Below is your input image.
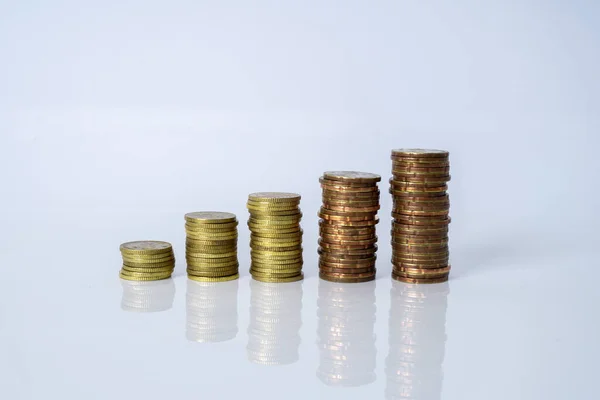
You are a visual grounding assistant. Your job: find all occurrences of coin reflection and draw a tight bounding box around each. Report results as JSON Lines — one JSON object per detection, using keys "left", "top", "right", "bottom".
{"left": 385, "top": 281, "right": 449, "bottom": 400}
{"left": 247, "top": 280, "right": 303, "bottom": 365}
{"left": 120, "top": 278, "right": 175, "bottom": 313}
{"left": 316, "top": 280, "right": 377, "bottom": 387}
{"left": 186, "top": 279, "right": 239, "bottom": 343}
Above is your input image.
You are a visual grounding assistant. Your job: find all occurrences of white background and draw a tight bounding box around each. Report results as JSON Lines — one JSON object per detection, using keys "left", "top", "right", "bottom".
{"left": 1, "top": 1, "right": 599, "bottom": 399}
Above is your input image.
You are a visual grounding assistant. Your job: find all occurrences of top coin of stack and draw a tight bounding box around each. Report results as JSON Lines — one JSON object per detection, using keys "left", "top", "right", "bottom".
{"left": 119, "top": 241, "right": 175, "bottom": 281}
{"left": 247, "top": 192, "right": 304, "bottom": 283}
{"left": 389, "top": 149, "right": 451, "bottom": 283}
{"left": 318, "top": 171, "right": 381, "bottom": 283}
{"left": 185, "top": 212, "right": 239, "bottom": 282}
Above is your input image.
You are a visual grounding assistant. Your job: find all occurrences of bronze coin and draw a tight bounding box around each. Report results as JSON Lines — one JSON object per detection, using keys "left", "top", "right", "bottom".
{"left": 393, "top": 265, "right": 451, "bottom": 276}
{"left": 392, "top": 260, "right": 449, "bottom": 269}
{"left": 319, "top": 245, "right": 377, "bottom": 255}
{"left": 319, "top": 217, "right": 380, "bottom": 227}
{"left": 318, "top": 240, "right": 377, "bottom": 251}
{"left": 319, "top": 207, "right": 378, "bottom": 217}
{"left": 391, "top": 274, "right": 449, "bottom": 284}
{"left": 319, "top": 176, "right": 379, "bottom": 187}
{"left": 319, "top": 251, "right": 377, "bottom": 262}
{"left": 390, "top": 180, "right": 450, "bottom": 189}
{"left": 392, "top": 210, "right": 450, "bottom": 218}
{"left": 393, "top": 215, "right": 451, "bottom": 226}
{"left": 319, "top": 270, "right": 377, "bottom": 279}
{"left": 320, "top": 235, "right": 378, "bottom": 245}
{"left": 322, "top": 204, "right": 380, "bottom": 213}
{"left": 319, "top": 264, "right": 375, "bottom": 274}
{"left": 391, "top": 148, "right": 449, "bottom": 158}
{"left": 322, "top": 171, "right": 382, "bottom": 183}
{"left": 392, "top": 165, "right": 450, "bottom": 173}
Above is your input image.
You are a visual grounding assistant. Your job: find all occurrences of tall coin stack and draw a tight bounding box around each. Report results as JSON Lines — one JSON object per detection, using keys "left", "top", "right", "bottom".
{"left": 119, "top": 241, "right": 175, "bottom": 281}
{"left": 185, "top": 212, "right": 239, "bottom": 282}
{"left": 247, "top": 192, "right": 304, "bottom": 283}
{"left": 318, "top": 171, "right": 381, "bottom": 283}
{"left": 390, "top": 149, "right": 451, "bottom": 283}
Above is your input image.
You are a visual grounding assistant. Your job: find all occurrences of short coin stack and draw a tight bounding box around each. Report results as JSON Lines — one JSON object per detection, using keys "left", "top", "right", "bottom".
{"left": 318, "top": 171, "right": 381, "bottom": 283}
{"left": 390, "top": 149, "right": 451, "bottom": 283}
{"left": 185, "top": 212, "right": 239, "bottom": 282}
{"left": 247, "top": 192, "right": 304, "bottom": 283}
{"left": 119, "top": 241, "right": 175, "bottom": 281}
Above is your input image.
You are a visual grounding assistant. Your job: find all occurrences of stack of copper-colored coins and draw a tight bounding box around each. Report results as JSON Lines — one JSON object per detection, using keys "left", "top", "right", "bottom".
{"left": 185, "top": 212, "right": 239, "bottom": 282}
{"left": 389, "top": 149, "right": 451, "bottom": 283}
{"left": 318, "top": 171, "right": 381, "bottom": 283}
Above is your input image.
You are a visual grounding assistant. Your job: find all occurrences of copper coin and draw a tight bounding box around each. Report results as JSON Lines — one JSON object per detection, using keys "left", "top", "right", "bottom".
{"left": 320, "top": 184, "right": 380, "bottom": 194}
{"left": 392, "top": 210, "right": 450, "bottom": 219}
{"left": 393, "top": 265, "right": 451, "bottom": 276}
{"left": 391, "top": 249, "right": 449, "bottom": 258}
{"left": 319, "top": 251, "right": 377, "bottom": 262}
{"left": 392, "top": 175, "right": 451, "bottom": 184}
{"left": 390, "top": 180, "right": 450, "bottom": 189}
{"left": 394, "top": 215, "right": 451, "bottom": 225}
{"left": 389, "top": 187, "right": 448, "bottom": 196}
{"left": 319, "top": 206, "right": 378, "bottom": 217}
{"left": 319, "top": 258, "right": 376, "bottom": 268}
{"left": 322, "top": 188, "right": 380, "bottom": 197}
{"left": 319, "top": 176, "right": 379, "bottom": 187}
{"left": 392, "top": 165, "right": 450, "bottom": 173}
{"left": 319, "top": 217, "right": 380, "bottom": 227}
{"left": 392, "top": 235, "right": 448, "bottom": 245}
{"left": 319, "top": 245, "right": 377, "bottom": 255}
{"left": 319, "top": 270, "right": 377, "bottom": 279}
{"left": 322, "top": 204, "right": 380, "bottom": 213}
{"left": 392, "top": 260, "right": 449, "bottom": 269}
{"left": 319, "top": 264, "right": 375, "bottom": 274}
{"left": 320, "top": 235, "right": 378, "bottom": 244}
{"left": 391, "top": 274, "right": 449, "bottom": 284}
{"left": 391, "top": 148, "right": 449, "bottom": 158}
{"left": 393, "top": 202, "right": 450, "bottom": 211}
{"left": 318, "top": 240, "right": 377, "bottom": 251}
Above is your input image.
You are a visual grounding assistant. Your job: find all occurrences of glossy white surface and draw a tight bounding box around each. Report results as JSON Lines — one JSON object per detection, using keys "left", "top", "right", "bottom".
{"left": 1, "top": 1, "right": 598, "bottom": 398}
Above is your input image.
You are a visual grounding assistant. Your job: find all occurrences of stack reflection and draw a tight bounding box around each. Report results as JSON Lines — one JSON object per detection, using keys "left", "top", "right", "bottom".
{"left": 247, "top": 279, "right": 303, "bottom": 365}
{"left": 385, "top": 281, "right": 449, "bottom": 400}
{"left": 316, "top": 280, "right": 377, "bottom": 387}
{"left": 120, "top": 279, "right": 176, "bottom": 312}
{"left": 186, "top": 279, "right": 239, "bottom": 342}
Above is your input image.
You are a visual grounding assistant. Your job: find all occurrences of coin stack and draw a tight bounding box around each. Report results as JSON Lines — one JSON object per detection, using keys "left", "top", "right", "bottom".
{"left": 390, "top": 149, "right": 451, "bottom": 283}
{"left": 186, "top": 280, "right": 239, "bottom": 343}
{"left": 247, "top": 192, "right": 304, "bottom": 283}
{"left": 316, "top": 280, "right": 377, "bottom": 386}
{"left": 385, "top": 281, "right": 449, "bottom": 400}
{"left": 119, "top": 241, "right": 175, "bottom": 281}
{"left": 185, "top": 212, "right": 239, "bottom": 282}
{"left": 120, "top": 279, "right": 176, "bottom": 313}
{"left": 318, "top": 171, "right": 381, "bottom": 283}
{"left": 247, "top": 280, "right": 303, "bottom": 365}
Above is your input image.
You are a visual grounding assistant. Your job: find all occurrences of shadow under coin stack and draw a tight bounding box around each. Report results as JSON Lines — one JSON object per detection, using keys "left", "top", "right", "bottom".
{"left": 119, "top": 241, "right": 175, "bottom": 281}
{"left": 185, "top": 212, "right": 239, "bottom": 282}
{"left": 318, "top": 171, "right": 381, "bottom": 283}
{"left": 247, "top": 192, "right": 304, "bottom": 283}
{"left": 390, "top": 149, "right": 451, "bottom": 283}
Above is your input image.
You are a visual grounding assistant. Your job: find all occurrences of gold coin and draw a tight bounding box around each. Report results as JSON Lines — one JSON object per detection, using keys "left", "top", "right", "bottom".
{"left": 185, "top": 233, "right": 238, "bottom": 241}
{"left": 247, "top": 207, "right": 301, "bottom": 216}
{"left": 119, "top": 270, "right": 173, "bottom": 278}
{"left": 121, "top": 265, "right": 174, "bottom": 273}
{"left": 248, "top": 192, "right": 301, "bottom": 202}
{"left": 186, "top": 251, "right": 238, "bottom": 259}
{"left": 121, "top": 255, "right": 175, "bottom": 264}
{"left": 251, "top": 248, "right": 303, "bottom": 256}
{"left": 120, "top": 241, "right": 172, "bottom": 255}
{"left": 250, "top": 231, "right": 303, "bottom": 240}
{"left": 248, "top": 226, "right": 302, "bottom": 234}
{"left": 322, "top": 171, "right": 382, "bottom": 183}
{"left": 185, "top": 222, "right": 239, "bottom": 231}
{"left": 186, "top": 237, "right": 237, "bottom": 246}
{"left": 122, "top": 259, "right": 175, "bottom": 268}
{"left": 188, "top": 274, "right": 239, "bottom": 282}
{"left": 184, "top": 211, "right": 237, "bottom": 224}
{"left": 187, "top": 268, "right": 239, "bottom": 277}
{"left": 187, "top": 260, "right": 239, "bottom": 268}
{"left": 119, "top": 272, "right": 172, "bottom": 281}
{"left": 318, "top": 272, "right": 375, "bottom": 283}
{"left": 250, "top": 257, "right": 303, "bottom": 266}
{"left": 251, "top": 273, "right": 304, "bottom": 283}
{"left": 250, "top": 270, "right": 302, "bottom": 279}
{"left": 251, "top": 260, "right": 303, "bottom": 269}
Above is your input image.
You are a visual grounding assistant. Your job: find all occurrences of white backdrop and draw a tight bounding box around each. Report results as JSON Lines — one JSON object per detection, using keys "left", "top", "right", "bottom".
{"left": 1, "top": 1, "right": 598, "bottom": 399}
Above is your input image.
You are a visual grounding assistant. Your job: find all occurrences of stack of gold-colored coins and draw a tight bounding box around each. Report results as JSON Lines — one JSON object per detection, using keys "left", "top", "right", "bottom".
{"left": 247, "top": 192, "right": 304, "bottom": 283}
{"left": 119, "top": 241, "right": 175, "bottom": 281}
{"left": 385, "top": 281, "right": 449, "bottom": 400}
{"left": 316, "top": 280, "right": 377, "bottom": 386}
{"left": 247, "top": 280, "right": 303, "bottom": 365}
{"left": 390, "top": 149, "right": 451, "bottom": 283}
{"left": 318, "top": 171, "right": 381, "bottom": 283}
{"left": 185, "top": 212, "right": 239, "bottom": 282}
